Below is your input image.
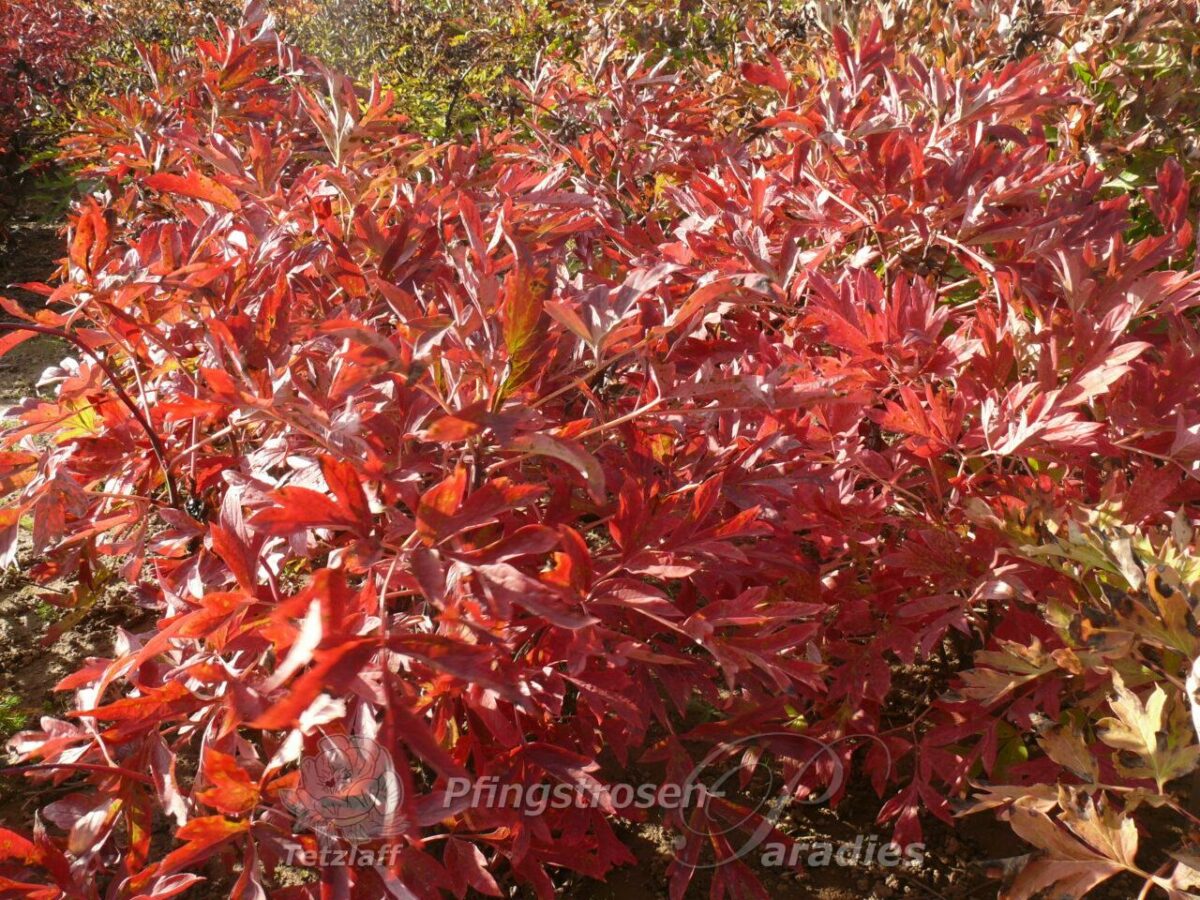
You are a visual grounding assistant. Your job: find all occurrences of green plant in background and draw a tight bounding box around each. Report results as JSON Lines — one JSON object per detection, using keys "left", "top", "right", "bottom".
{"left": 17, "top": 0, "right": 833, "bottom": 154}
{"left": 1063, "top": 1, "right": 1200, "bottom": 231}
{"left": 0, "top": 695, "right": 28, "bottom": 739}
{"left": 858, "top": 1, "right": 1200, "bottom": 224}
{"left": 269, "top": 0, "right": 833, "bottom": 136}
{"left": 270, "top": 0, "right": 713, "bottom": 136}
{"left": 33, "top": 2, "right": 1200, "bottom": 163}
{"left": 34, "top": 600, "right": 61, "bottom": 624}
{"left": 0, "top": 1, "right": 105, "bottom": 232}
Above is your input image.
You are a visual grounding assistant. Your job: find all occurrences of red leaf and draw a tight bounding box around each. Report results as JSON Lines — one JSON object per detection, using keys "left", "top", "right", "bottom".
{"left": 209, "top": 524, "right": 259, "bottom": 593}
{"left": 445, "top": 838, "right": 502, "bottom": 898}
{"left": 475, "top": 563, "right": 598, "bottom": 629}
{"left": 507, "top": 433, "right": 606, "bottom": 504}
{"left": 320, "top": 455, "right": 370, "bottom": 524}
{"left": 156, "top": 817, "right": 250, "bottom": 877}
{"left": 144, "top": 172, "right": 241, "bottom": 211}
{"left": 196, "top": 749, "right": 259, "bottom": 815}
{"left": 71, "top": 682, "right": 199, "bottom": 723}
{"left": 252, "top": 486, "right": 362, "bottom": 535}
{"left": 416, "top": 467, "right": 468, "bottom": 541}
{"left": 251, "top": 639, "right": 377, "bottom": 730}
{"left": 0, "top": 828, "right": 38, "bottom": 864}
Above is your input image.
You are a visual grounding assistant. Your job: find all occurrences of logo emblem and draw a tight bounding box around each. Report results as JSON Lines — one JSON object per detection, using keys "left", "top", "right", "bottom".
{"left": 282, "top": 734, "right": 405, "bottom": 843}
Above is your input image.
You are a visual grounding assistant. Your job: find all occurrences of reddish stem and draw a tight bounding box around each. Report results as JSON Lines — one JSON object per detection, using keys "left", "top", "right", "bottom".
{"left": 0, "top": 322, "right": 180, "bottom": 507}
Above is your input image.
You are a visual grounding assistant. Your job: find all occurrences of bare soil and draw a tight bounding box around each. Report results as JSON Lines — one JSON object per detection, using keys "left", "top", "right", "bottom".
{"left": 0, "top": 210, "right": 105, "bottom": 835}
{"left": 0, "top": 217, "right": 68, "bottom": 401}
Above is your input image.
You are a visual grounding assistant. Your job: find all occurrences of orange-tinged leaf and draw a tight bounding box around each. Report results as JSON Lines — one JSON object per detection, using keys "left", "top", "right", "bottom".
{"left": 196, "top": 749, "right": 259, "bottom": 815}
{"left": 0, "top": 828, "right": 38, "bottom": 864}
{"left": 71, "top": 681, "right": 199, "bottom": 722}
{"left": 500, "top": 256, "right": 549, "bottom": 395}
{"left": 252, "top": 486, "right": 362, "bottom": 535}
{"left": 423, "top": 409, "right": 485, "bottom": 442}
{"left": 0, "top": 450, "right": 37, "bottom": 494}
{"left": 209, "top": 525, "right": 258, "bottom": 594}
{"left": 155, "top": 816, "right": 250, "bottom": 879}
{"left": 320, "top": 455, "right": 370, "bottom": 524}
{"left": 68, "top": 201, "right": 110, "bottom": 277}
{"left": 416, "top": 467, "right": 468, "bottom": 540}
{"left": 250, "top": 639, "right": 377, "bottom": 730}
{"left": 145, "top": 172, "right": 242, "bottom": 212}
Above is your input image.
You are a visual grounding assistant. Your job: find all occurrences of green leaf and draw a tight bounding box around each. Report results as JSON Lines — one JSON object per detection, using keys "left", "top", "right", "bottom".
{"left": 1097, "top": 672, "right": 1200, "bottom": 790}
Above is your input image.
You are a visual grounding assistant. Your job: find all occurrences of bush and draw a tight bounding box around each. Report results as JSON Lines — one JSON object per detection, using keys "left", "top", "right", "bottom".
{"left": 868, "top": 0, "right": 1200, "bottom": 219}
{"left": 268, "top": 0, "right": 818, "bottom": 137}
{"left": 0, "top": 0, "right": 101, "bottom": 204}
{"left": 3, "top": 7, "right": 1200, "bottom": 899}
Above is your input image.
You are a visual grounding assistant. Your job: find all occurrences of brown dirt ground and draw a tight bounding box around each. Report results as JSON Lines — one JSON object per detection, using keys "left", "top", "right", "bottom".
{"left": 0, "top": 212, "right": 105, "bottom": 836}
{"left": 0, "top": 218, "right": 69, "bottom": 402}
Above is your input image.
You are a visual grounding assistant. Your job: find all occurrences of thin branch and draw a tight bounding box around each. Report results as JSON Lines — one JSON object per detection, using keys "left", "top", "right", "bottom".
{"left": 0, "top": 322, "right": 180, "bottom": 507}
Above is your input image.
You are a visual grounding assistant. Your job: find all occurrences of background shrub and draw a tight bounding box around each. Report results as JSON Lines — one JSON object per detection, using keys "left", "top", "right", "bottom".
{"left": 3, "top": 3, "right": 1200, "bottom": 898}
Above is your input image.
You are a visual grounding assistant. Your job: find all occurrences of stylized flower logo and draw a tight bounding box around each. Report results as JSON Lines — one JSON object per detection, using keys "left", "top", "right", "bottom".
{"left": 673, "top": 732, "right": 893, "bottom": 870}
{"left": 282, "top": 735, "right": 405, "bottom": 843}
